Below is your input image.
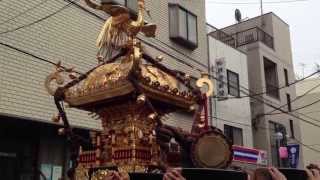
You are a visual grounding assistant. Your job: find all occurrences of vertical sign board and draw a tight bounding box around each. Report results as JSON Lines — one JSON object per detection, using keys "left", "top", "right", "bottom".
{"left": 215, "top": 58, "right": 228, "bottom": 100}
{"left": 287, "top": 144, "right": 300, "bottom": 168}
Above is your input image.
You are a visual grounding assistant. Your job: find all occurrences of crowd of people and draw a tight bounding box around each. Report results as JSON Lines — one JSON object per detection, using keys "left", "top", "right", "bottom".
{"left": 101, "top": 164, "right": 320, "bottom": 180}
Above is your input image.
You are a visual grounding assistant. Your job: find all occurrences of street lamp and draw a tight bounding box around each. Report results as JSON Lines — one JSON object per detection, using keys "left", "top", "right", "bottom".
{"left": 274, "top": 132, "right": 284, "bottom": 167}
{"left": 275, "top": 132, "right": 284, "bottom": 140}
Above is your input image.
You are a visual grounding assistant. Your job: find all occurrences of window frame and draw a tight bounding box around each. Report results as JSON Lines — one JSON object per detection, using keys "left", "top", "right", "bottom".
{"left": 289, "top": 120, "right": 295, "bottom": 138}
{"left": 284, "top": 68, "right": 289, "bottom": 86}
{"left": 224, "top": 124, "right": 244, "bottom": 146}
{"left": 227, "top": 69, "right": 240, "bottom": 97}
{"left": 168, "top": 3, "right": 198, "bottom": 49}
{"left": 263, "top": 57, "right": 280, "bottom": 99}
{"left": 286, "top": 93, "right": 292, "bottom": 112}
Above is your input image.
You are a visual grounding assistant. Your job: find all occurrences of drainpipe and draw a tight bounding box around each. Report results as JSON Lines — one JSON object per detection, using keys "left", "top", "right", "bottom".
{"left": 207, "top": 34, "right": 216, "bottom": 127}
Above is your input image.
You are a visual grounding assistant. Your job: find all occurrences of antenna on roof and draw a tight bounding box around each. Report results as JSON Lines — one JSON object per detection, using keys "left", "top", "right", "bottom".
{"left": 260, "top": 0, "right": 264, "bottom": 15}
{"left": 235, "top": 9, "right": 242, "bottom": 23}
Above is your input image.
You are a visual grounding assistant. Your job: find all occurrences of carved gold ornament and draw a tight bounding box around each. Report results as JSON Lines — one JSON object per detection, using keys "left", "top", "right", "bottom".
{"left": 84, "top": 0, "right": 156, "bottom": 60}
{"left": 91, "top": 169, "right": 110, "bottom": 180}
{"left": 43, "top": 0, "right": 210, "bottom": 174}
{"left": 196, "top": 72, "right": 214, "bottom": 97}
{"left": 75, "top": 165, "right": 89, "bottom": 180}
{"left": 91, "top": 169, "right": 130, "bottom": 180}
{"left": 44, "top": 62, "right": 78, "bottom": 96}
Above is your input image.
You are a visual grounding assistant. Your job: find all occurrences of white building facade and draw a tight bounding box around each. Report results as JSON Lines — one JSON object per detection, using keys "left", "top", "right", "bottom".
{"left": 208, "top": 35, "right": 253, "bottom": 148}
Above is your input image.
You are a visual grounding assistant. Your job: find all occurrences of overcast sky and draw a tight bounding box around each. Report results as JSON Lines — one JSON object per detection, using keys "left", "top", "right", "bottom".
{"left": 205, "top": 0, "right": 320, "bottom": 77}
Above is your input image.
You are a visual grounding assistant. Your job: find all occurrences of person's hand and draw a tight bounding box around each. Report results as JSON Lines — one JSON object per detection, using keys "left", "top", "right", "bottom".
{"left": 306, "top": 168, "right": 320, "bottom": 180}
{"left": 268, "top": 167, "right": 287, "bottom": 180}
{"left": 163, "top": 168, "right": 186, "bottom": 180}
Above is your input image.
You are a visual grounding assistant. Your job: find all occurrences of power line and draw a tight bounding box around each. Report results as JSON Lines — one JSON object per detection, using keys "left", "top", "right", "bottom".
{"left": 0, "top": 0, "right": 78, "bottom": 35}
{"left": 293, "top": 138, "right": 320, "bottom": 154}
{"left": 263, "top": 99, "right": 320, "bottom": 125}
{"left": 65, "top": 0, "right": 208, "bottom": 70}
{"left": 0, "top": 0, "right": 205, "bottom": 80}
{"left": 208, "top": 73, "right": 320, "bottom": 129}
{"left": 262, "top": 95, "right": 320, "bottom": 124}
{"left": 2, "top": 11, "right": 320, "bottom": 157}
{"left": 207, "top": 0, "right": 308, "bottom": 5}
{"left": 208, "top": 113, "right": 320, "bottom": 154}
{"left": 137, "top": 33, "right": 320, "bottom": 130}
{"left": 241, "top": 79, "right": 320, "bottom": 124}
{"left": 264, "top": 81, "right": 320, "bottom": 115}
{"left": 212, "top": 69, "right": 320, "bottom": 99}
{"left": 67, "top": 0, "right": 318, "bottom": 101}
{"left": 0, "top": 41, "right": 83, "bottom": 75}
{"left": 266, "top": 98, "right": 320, "bottom": 117}
{"left": 3, "top": 0, "right": 320, "bottom": 133}
{"left": 294, "top": 98, "right": 320, "bottom": 112}
{"left": 301, "top": 110, "right": 320, "bottom": 115}
{"left": 167, "top": 113, "right": 320, "bottom": 154}
{"left": 3, "top": 15, "right": 320, "bottom": 132}
{"left": 210, "top": 116, "right": 252, "bottom": 127}
{"left": 0, "top": 0, "right": 50, "bottom": 26}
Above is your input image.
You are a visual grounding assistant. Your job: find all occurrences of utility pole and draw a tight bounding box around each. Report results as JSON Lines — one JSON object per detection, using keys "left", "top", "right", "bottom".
{"left": 260, "top": 0, "right": 265, "bottom": 27}
{"left": 300, "top": 63, "right": 306, "bottom": 78}
{"left": 260, "top": 0, "right": 263, "bottom": 15}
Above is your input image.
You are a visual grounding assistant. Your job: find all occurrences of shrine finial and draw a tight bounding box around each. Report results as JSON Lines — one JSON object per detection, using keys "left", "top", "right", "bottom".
{"left": 84, "top": 0, "right": 156, "bottom": 61}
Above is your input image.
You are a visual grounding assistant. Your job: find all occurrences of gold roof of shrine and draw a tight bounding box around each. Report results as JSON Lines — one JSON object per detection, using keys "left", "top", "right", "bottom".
{"left": 63, "top": 60, "right": 195, "bottom": 109}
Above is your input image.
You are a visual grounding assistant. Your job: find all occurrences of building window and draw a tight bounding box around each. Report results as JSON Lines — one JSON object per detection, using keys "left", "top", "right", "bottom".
{"left": 224, "top": 125, "right": 243, "bottom": 146}
{"left": 227, "top": 70, "right": 240, "bottom": 97}
{"left": 169, "top": 4, "right": 198, "bottom": 49}
{"left": 290, "top": 120, "right": 295, "bottom": 138}
{"left": 286, "top": 93, "right": 292, "bottom": 112}
{"left": 284, "top": 68, "right": 289, "bottom": 86}
{"left": 264, "top": 57, "right": 279, "bottom": 99}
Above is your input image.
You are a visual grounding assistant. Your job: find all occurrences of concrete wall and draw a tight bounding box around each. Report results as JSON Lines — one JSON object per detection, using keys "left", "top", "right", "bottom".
{"left": 208, "top": 37, "right": 253, "bottom": 148}
{"left": 221, "top": 13, "right": 274, "bottom": 37}
{"left": 0, "top": 0, "right": 208, "bottom": 131}
{"left": 0, "top": 0, "right": 102, "bottom": 130}
{"left": 216, "top": 12, "right": 301, "bottom": 166}
{"left": 271, "top": 14, "right": 294, "bottom": 66}
{"left": 222, "top": 13, "right": 293, "bottom": 66}
{"left": 295, "top": 79, "right": 320, "bottom": 166}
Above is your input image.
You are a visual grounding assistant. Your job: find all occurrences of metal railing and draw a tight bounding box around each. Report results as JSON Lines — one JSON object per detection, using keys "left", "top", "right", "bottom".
{"left": 235, "top": 27, "right": 274, "bottom": 49}
{"left": 210, "top": 27, "right": 274, "bottom": 50}
{"left": 210, "top": 29, "right": 236, "bottom": 48}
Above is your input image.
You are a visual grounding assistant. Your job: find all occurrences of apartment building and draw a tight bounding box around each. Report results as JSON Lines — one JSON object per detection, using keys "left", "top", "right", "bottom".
{"left": 295, "top": 78, "right": 320, "bottom": 166}
{"left": 207, "top": 24, "right": 252, "bottom": 147}
{"left": 0, "top": 0, "right": 208, "bottom": 179}
{"left": 209, "top": 13, "right": 303, "bottom": 167}
{"left": 208, "top": 24, "right": 270, "bottom": 169}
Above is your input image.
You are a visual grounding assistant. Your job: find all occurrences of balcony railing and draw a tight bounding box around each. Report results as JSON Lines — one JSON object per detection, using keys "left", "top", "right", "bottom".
{"left": 235, "top": 27, "right": 274, "bottom": 49}
{"left": 210, "top": 29, "right": 236, "bottom": 48}
{"left": 210, "top": 27, "right": 274, "bottom": 50}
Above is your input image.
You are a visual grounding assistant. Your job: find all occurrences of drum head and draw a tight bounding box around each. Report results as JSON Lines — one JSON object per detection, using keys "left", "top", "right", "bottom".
{"left": 191, "top": 130, "right": 233, "bottom": 168}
